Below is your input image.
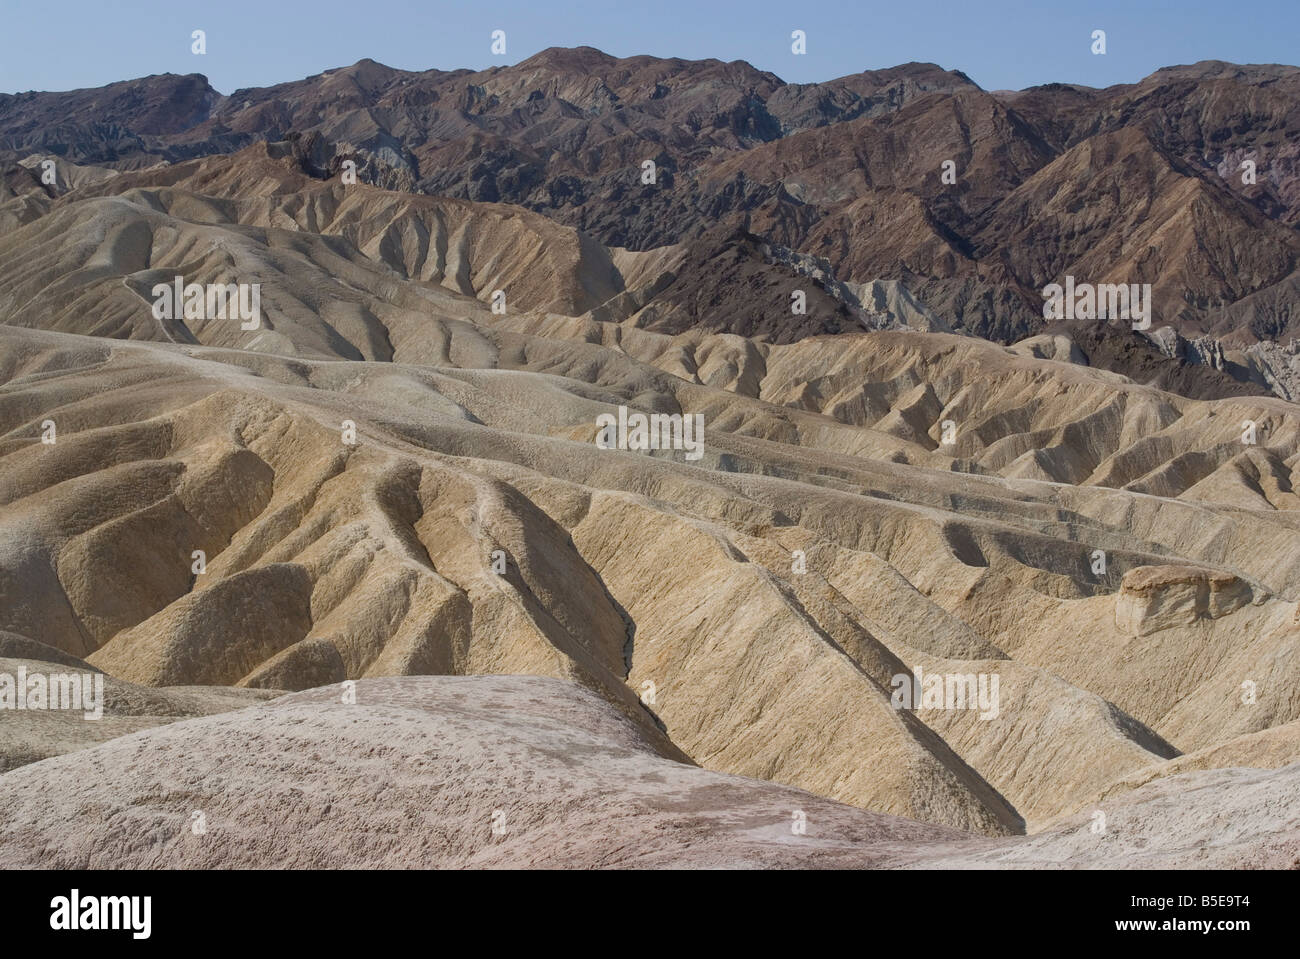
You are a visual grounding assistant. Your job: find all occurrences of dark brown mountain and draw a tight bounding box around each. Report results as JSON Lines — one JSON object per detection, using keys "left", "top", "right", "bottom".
{"left": 6, "top": 50, "right": 1300, "bottom": 372}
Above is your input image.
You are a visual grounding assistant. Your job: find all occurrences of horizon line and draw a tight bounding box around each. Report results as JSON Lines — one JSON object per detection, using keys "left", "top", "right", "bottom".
{"left": 4, "top": 45, "right": 1297, "bottom": 99}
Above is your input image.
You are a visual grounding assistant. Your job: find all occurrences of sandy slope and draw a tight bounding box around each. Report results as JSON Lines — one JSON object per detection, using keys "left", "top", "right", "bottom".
{"left": 5, "top": 321, "right": 1300, "bottom": 837}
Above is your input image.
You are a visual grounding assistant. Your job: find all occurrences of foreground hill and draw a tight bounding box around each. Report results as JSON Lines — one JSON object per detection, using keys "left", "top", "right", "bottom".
{"left": 0, "top": 676, "right": 1293, "bottom": 868}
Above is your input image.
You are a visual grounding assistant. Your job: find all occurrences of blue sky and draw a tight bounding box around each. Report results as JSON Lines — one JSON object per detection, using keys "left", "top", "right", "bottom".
{"left": 3, "top": 0, "right": 1298, "bottom": 95}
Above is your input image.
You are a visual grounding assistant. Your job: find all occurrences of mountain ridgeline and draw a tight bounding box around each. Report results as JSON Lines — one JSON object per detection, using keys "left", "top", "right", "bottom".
{"left": 4, "top": 50, "right": 1300, "bottom": 363}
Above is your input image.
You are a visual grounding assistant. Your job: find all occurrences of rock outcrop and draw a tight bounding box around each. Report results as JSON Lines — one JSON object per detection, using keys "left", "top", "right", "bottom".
{"left": 1115, "top": 566, "right": 1256, "bottom": 637}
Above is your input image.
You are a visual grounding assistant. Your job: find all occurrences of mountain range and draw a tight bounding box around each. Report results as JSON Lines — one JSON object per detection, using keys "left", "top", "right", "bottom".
{"left": 8, "top": 50, "right": 1300, "bottom": 365}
